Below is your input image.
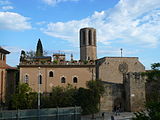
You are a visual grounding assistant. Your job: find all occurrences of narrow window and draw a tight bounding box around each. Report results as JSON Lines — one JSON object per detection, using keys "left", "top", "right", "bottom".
{"left": 1, "top": 54, "right": 3, "bottom": 61}
{"left": 73, "top": 77, "right": 78, "bottom": 83}
{"left": 24, "top": 75, "right": 29, "bottom": 84}
{"left": 88, "top": 30, "right": 92, "bottom": 45}
{"left": 82, "top": 31, "right": 85, "bottom": 45}
{"left": 61, "top": 77, "right": 66, "bottom": 83}
{"left": 3, "top": 55, "right": 5, "bottom": 61}
{"left": 38, "top": 75, "right": 42, "bottom": 84}
{"left": 94, "top": 31, "right": 96, "bottom": 45}
{"left": 49, "top": 71, "right": 53, "bottom": 77}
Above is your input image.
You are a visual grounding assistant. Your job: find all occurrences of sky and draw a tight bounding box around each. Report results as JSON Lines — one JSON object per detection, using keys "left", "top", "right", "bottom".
{"left": 1, "top": 0, "right": 160, "bottom": 69}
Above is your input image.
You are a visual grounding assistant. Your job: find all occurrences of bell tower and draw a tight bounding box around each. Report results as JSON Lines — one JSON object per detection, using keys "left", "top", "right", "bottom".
{"left": 80, "top": 27, "right": 97, "bottom": 61}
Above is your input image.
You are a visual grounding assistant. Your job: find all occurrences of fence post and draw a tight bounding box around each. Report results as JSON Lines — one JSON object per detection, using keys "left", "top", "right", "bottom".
{"left": 37, "top": 109, "right": 40, "bottom": 120}
{"left": 39, "top": 109, "right": 40, "bottom": 120}
{"left": 57, "top": 107, "right": 59, "bottom": 120}
{"left": 16, "top": 109, "right": 19, "bottom": 120}
{"left": 74, "top": 106, "right": 77, "bottom": 120}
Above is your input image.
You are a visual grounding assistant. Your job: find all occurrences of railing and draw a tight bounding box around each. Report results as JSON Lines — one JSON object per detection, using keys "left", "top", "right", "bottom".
{"left": 0, "top": 107, "right": 81, "bottom": 120}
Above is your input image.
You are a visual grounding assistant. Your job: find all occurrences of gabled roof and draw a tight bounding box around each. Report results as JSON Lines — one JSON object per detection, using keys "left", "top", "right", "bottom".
{"left": 0, "top": 47, "right": 10, "bottom": 54}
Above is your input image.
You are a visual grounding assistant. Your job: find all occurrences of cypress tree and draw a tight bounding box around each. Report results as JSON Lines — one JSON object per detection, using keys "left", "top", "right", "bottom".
{"left": 36, "top": 39, "right": 43, "bottom": 57}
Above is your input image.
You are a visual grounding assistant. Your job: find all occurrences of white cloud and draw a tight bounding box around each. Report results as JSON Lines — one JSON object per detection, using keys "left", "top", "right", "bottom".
{"left": 0, "top": 12, "right": 32, "bottom": 30}
{"left": 42, "top": 0, "right": 79, "bottom": 6}
{"left": 42, "top": 0, "right": 160, "bottom": 48}
{"left": 2, "top": 5, "right": 14, "bottom": 10}
{"left": 0, "top": 0, "right": 11, "bottom": 5}
{"left": 36, "top": 21, "right": 47, "bottom": 25}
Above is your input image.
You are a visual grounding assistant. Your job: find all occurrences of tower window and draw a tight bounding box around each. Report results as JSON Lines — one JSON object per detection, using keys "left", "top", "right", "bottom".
{"left": 94, "top": 30, "right": 96, "bottom": 45}
{"left": 38, "top": 75, "right": 42, "bottom": 84}
{"left": 88, "top": 30, "right": 92, "bottom": 45}
{"left": 1, "top": 54, "right": 3, "bottom": 61}
{"left": 49, "top": 71, "right": 54, "bottom": 77}
{"left": 24, "top": 75, "right": 29, "bottom": 84}
{"left": 3, "top": 55, "right": 5, "bottom": 61}
{"left": 61, "top": 77, "right": 66, "bottom": 83}
{"left": 73, "top": 77, "right": 78, "bottom": 83}
{"left": 82, "top": 31, "right": 85, "bottom": 45}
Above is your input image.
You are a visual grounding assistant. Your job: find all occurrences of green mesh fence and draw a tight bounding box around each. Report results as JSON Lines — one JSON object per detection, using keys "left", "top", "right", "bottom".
{"left": 0, "top": 107, "right": 81, "bottom": 120}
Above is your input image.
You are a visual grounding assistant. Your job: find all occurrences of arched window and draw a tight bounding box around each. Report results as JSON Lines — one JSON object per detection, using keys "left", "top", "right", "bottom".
{"left": 24, "top": 75, "right": 29, "bottom": 84}
{"left": 49, "top": 71, "right": 53, "bottom": 77}
{"left": 38, "top": 75, "right": 42, "bottom": 84}
{"left": 73, "top": 77, "right": 78, "bottom": 83}
{"left": 61, "top": 77, "right": 66, "bottom": 83}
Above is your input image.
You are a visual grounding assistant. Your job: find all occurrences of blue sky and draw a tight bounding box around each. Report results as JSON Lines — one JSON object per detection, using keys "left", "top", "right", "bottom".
{"left": 1, "top": 0, "right": 160, "bottom": 69}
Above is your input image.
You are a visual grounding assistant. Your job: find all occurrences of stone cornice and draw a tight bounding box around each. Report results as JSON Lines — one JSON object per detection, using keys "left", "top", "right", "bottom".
{"left": 18, "top": 62, "right": 95, "bottom": 68}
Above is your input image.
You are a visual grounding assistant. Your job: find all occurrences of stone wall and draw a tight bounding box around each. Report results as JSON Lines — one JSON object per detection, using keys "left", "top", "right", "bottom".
{"left": 123, "top": 72, "right": 146, "bottom": 112}
{"left": 0, "top": 69, "right": 6, "bottom": 102}
{"left": 97, "top": 57, "right": 145, "bottom": 83}
{"left": 100, "top": 81, "right": 124, "bottom": 112}
{"left": 19, "top": 65, "right": 95, "bottom": 92}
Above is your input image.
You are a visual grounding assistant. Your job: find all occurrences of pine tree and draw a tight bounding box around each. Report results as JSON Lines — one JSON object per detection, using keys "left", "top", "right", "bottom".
{"left": 36, "top": 39, "right": 43, "bottom": 57}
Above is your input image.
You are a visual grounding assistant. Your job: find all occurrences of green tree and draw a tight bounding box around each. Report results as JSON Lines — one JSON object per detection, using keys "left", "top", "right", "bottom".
{"left": 36, "top": 39, "right": 43, "bottom": 57}
{"left": 86, "top": 80, "right": 105, "bottom": 103}
{"left": 142, "top": 63, "right": 160, "bottom": 82}
{"left": 41, "top": 84, "right": 77, "bottom": 108}
{"left": 75, "top": 88, "right": 96, "bottom": 114}
{"left": 133, "top": 101, "right": 160, "bottom": 120}
{"left": 62, "top": 84, "right": 77, "bottom": 107}
{"left": 75, "top": 80, "right": 104, "bottom": 115}
{"left": 87, "top": 80, "right": 104, "bottom": 117}
{"left": 11, "top": 83, "right": 37, "bottom": 109}
{"left": 41, "top": 81, "right": 104, "bottom": 112}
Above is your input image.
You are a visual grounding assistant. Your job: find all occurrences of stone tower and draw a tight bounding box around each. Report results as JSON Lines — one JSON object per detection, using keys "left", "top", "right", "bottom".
{"left": 36, "top": 39, "right": 43, "bottom": 57}
{"left": 80, "top": 27, "right": 97, "bottom": 61}
{"left": 123, "top": 72, "right": 146, "bottom": 112}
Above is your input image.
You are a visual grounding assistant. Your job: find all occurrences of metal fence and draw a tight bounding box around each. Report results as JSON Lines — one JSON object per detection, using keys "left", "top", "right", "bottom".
{"left": 0, "top": 107, "right": 81, "bottom": 120}
{"left": 81, "top": 112, "right": 133, "bottom": 120}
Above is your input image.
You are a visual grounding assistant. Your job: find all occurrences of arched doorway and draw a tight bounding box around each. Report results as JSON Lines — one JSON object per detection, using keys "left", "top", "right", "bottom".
{"left": 113, "top": 98, "right": 124, "bottom": 112}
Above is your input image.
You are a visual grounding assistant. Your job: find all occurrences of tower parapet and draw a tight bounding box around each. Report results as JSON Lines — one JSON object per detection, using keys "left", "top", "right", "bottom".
{"left": 80, "top": 27, "right": 97, "bottom": 61}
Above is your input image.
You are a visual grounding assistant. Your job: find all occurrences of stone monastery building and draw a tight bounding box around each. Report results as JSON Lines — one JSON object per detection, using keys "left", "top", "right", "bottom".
{"left": 19, "top": 27, "right": 146, "bottom": 112}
